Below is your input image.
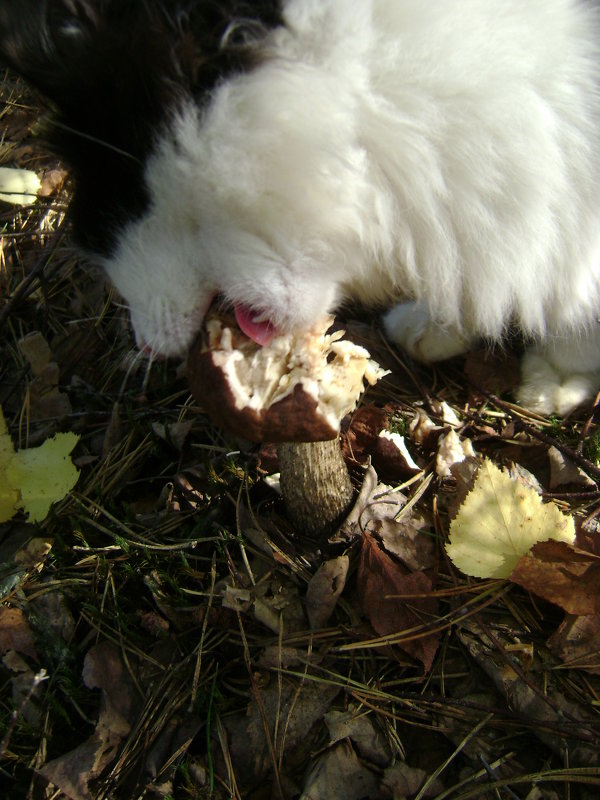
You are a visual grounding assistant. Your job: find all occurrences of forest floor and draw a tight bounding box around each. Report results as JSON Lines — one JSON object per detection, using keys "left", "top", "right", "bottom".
{"left": 1, "top": 73, "right": 600, "bottom": 800}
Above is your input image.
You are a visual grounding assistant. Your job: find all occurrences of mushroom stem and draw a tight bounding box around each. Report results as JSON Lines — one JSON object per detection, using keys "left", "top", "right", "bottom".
{"left": 277, "top": 438, "right": 354, "bottom": 538}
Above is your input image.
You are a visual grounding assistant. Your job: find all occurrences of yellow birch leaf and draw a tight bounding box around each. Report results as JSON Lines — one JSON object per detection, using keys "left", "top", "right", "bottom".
{"left": 4, "top": 432, "right": 80, "bottom": 523}
{"left": 446, "top": 458, "right": 575, "bottom": 579}
{"left": 0, "top": 407, "right": 18, "bottom": 521}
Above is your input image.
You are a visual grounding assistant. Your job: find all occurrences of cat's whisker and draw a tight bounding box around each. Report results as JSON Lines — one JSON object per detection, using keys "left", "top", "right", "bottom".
{"left": 47, "top": 119, "right": 142, "bottom": 165}
{"left": 118, "top": 347, "right": 147, "bottom": 398}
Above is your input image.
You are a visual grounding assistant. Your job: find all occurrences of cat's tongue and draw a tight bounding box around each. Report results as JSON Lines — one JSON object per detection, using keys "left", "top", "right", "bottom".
{"left": 234, "top": 304, "right": 278, "bottom": 346}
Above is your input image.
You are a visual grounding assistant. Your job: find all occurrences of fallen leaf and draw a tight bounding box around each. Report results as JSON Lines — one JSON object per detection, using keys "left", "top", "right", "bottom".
{"left": 226, "top": 678, "right": 340, "bottom": 781}
{"left": 446, "top": 459, "right": 575, "bottom": 578}
{"left": 257, "top": 646, "right": 308, "bottom": 669}
{"left": 0, "top": 405, "right": 79, "bottom": 523}
{"left": 300, "top": 740, "right": 384, "bottom": 800}
{"left": 372, "top": 512, "right": 434, "bottom": 572}
{"left": 221, "top": 585, "right": 252, "bottom": 612}
{"left": 144, "top": 712, "right": 204, "bottom": 781}
{"left": 18, "top": 331, "right": 53, "bottom": 375}
{"left": 382, "top": 761, "right": 444, "bottom": 798}
{"left": 510, "top": 540, "right": 600, "bottom": 616}
{"left": 464, "top": 348, "right": 521, "bottom": 401}
{"left": 38, "top": 168, "right": 68, "bottom": 196}
{"left": 14, "top": 537, "right": 53, "bottom": 571}
{"left": 357, "top": 532, "right": 438, "bottom": 671}
{"left": 548, "top": 615, "right": 600, "bottom": 674}
{"left": 3, "top": 654, "right": 47, "bottom": 726}
{"left": 305, "top": 555, "right": 349, "bottom": 629}
{"left": 547, "top": 445, "right": 595, "bottom": 489}
{"left": 0, "top": 410, "right": 19, "bottom": 520}
{"left": 152, "top": 420, "right": 194, "bottom": 452}
{"left": 39, "top": 727, "right": 122, "bottom": 800}
{"left": 82, "top": 641, "right": 136, "bottom": 737}
{"left": 0, "top": 607, "right": 37, "bottom": 660}
{"left": 337, "top": 468, "right": 435, "bottom": 572}
{"left": 40, "top": 642, "right": 139, "bottom": 799}
{"left": 324, "top": 705, "right": 392, "bottom": 767}
{"left": 29, "top": 588, "right": 76, "bottom": 643}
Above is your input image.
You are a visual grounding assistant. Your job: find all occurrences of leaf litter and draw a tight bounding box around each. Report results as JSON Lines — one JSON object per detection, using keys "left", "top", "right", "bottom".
{"left": 2, "top": 73, "right": 600, "bottom": 800}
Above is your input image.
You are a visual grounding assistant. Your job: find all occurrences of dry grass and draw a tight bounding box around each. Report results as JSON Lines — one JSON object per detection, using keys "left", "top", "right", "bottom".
{"left": 1, "top": 72, "right": 600, "bottom": 800}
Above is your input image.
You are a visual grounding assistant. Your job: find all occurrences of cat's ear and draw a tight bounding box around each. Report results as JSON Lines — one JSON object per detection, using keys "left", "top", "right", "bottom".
{"left": 0, "top": 0, "right": 100, "bottom": 105}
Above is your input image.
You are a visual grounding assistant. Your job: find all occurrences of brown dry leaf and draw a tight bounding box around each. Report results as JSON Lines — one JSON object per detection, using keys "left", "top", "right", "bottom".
{"left": 372, "top": 512, "right": 434, "bottom": 572}
{"left": 3, "top": 653, "right": 46, "bottom": 726}
{"left": 29, "top": 587, "right": 75, "bottom": 643}
{"left": 18, "top": 332, "right": 72, "bottom": 422}
{"left": 510, "top": 540, "right": 600, "bottom": 616}
{"left": 382, "top": 761, "right": 444, "bottom": 798}
{"left": 40, "top": 643, "right": 137, "bottom": 799}
{"left": 547, "top": 445, "right": 595, "bottom": 489}
{"left": 324, "top": 705, "right": 392, "bottom": 767}
{"left": 226, "top": 679, "right": 340, "bottom": 781}
{"left": 82, "top": 641, "right": 136, "bottom": 735}
{"left": 253, "top": 574, "right": 306, "bottom": 634}
{"left": 38, "top": 168, "right": 68, "bottom": 197}
{"left": 357, "top": 532, "right": 438, "bottom": 671}
{"left": 39, "top": 727, "right": 123, "bottom": 800}
{"left": 305, "top": 555, "right": 349, "bottom": 629}
{"left": 0, "top": 606, "right": 37, "bottom": 660}
{"left": 548, "top": 615, "right": 600, "bottom": 674}
{"left": 300, "top": 740, "right": 384, "bottom": 800}
{"left": 257, "top": 646, "right": 308, "bottom": 669}
{"left": 151, "top": 420, "right": 194, "bottom": 452}
{"left": 144, "top": 713, "right": 204, "bottom": 781}
{"left": 18, "top": 331, "right": 53, "bottom": 375}
{"left": 464, "top": 348, "right": 521, "bottom": 401}
{"left": 14, "top": 537, "right": 53, "bottom": 571}
{"left": 338, "top": 466, "right": 433, "bottom": 571}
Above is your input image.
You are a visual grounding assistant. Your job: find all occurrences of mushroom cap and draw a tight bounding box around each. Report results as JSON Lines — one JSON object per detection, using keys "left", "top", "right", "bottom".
{"left": 188, "top": 316, "right": 388, "bottom": 442}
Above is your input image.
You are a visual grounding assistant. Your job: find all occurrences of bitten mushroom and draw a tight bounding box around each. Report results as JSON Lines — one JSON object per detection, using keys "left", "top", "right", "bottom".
{"left": 188, "top": 314, "right": 388, "bottom": 537}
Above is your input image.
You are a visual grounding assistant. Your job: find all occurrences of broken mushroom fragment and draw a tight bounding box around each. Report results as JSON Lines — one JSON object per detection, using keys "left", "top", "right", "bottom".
{"left": 188, "top": 314, "right": 389, "bottom": 537}
{"left": 188, "top": 315, "right": 388, "bottom": 443}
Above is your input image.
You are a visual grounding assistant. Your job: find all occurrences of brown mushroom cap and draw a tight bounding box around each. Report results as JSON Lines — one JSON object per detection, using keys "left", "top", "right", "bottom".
{"left": 188, "top": 316, "right": 388, "bottom": 442}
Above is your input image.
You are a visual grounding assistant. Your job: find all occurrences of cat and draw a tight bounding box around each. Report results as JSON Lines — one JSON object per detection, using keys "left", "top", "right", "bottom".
{"left": 3, "top": 0, "right": 600, "bottom": 415}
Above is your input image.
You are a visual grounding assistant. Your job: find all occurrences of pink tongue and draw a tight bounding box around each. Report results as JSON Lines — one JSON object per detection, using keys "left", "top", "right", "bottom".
{"left": 234, "top": 304, "right": 278, "bottom": 345}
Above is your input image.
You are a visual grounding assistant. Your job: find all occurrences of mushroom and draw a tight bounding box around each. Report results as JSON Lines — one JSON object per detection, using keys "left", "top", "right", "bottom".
{"left": 188, "top": 314, "right": 388, "bottom": 537}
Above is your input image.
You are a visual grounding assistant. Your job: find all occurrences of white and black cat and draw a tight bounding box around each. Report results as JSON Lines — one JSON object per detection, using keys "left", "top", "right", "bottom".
{"left": 3, "top": 0, "right": 600, "bottom": 415}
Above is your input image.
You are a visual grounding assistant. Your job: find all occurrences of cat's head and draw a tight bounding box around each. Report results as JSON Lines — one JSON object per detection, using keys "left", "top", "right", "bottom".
{"left": 1, "top": 0, "right": 345, "bottom": 355}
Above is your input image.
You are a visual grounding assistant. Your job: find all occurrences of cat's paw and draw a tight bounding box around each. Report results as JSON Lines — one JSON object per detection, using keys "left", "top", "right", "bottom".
{"left": 383, "top": 301, "right": 471, "bottom": 362}
{"left": 517, "top": 351, "right": 598, "bottom": 416}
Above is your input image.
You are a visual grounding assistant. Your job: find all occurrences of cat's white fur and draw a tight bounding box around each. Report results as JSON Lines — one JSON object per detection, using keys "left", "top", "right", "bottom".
{"left": 102, "top": 0, "right": 600, "bottom": 414}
